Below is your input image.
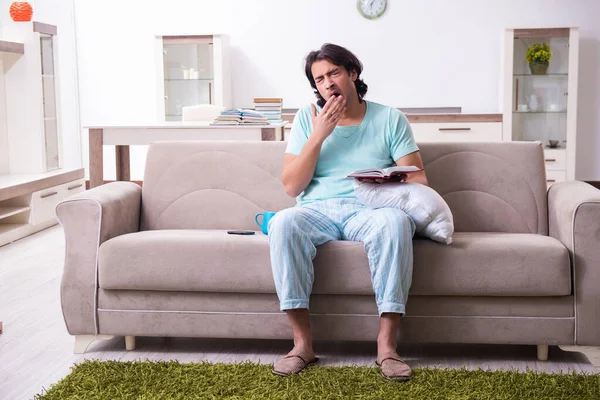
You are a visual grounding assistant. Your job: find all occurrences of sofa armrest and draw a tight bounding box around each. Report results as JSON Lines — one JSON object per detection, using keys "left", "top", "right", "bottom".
{"left": 548, "top": 181, "right": 600, "bottom": 345}
{"left": 56, "top": 182, "right": 142, "bottom": 335}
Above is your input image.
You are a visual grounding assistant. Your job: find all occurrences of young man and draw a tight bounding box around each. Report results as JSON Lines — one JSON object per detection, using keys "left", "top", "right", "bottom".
{"left": 268, "top": 43, "right": 428, "bottom": 380}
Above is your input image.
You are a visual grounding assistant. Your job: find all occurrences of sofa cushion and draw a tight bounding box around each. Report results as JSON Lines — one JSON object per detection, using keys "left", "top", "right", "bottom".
{"left": 141, "top": 142, "right": 548, "bottom": 235}
{"left": 98, "top": 230, "right": 571, "bottom": 296}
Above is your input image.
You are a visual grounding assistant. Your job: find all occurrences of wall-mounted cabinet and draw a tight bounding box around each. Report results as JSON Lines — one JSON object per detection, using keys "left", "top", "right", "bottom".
{"left": 155, "top": 34, "right": 231, "bottom": 122}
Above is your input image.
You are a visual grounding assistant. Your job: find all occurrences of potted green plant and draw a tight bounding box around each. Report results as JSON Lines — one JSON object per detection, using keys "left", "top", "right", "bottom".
{"left": 526, "top": 42, "right": 552, "bottom": 75}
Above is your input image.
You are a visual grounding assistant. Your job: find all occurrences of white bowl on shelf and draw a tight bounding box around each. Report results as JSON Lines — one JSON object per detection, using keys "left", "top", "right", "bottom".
{"left": 546, "top": 104, "right": 567, "bottom": 112}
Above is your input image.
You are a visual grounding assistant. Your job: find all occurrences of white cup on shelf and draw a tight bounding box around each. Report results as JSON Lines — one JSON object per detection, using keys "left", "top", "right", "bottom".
{"left": 517, "top": 104, "right": 529, "bottom": 112}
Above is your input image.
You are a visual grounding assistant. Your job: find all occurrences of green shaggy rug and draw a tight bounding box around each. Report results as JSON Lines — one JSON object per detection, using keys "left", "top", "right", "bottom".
{"left": 35, "top": 360, "right": 599, "bottom": 400}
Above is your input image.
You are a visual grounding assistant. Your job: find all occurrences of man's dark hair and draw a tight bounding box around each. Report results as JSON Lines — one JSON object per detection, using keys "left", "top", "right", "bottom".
{"left": 304, "top": 43, "right": 368, "bottom": 107}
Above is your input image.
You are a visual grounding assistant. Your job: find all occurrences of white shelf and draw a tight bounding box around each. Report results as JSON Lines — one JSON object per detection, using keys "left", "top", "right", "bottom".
{"left": 0, "top": 169, "right": 82, "bottom": 191}
{"left": 513, "top": 111, "right": 567, "bottom": 114}
{"left": 165, "top": 78, "right": 214, "bottom": 81}
{"left": 0, "top": 223, "right": 29, "bottom": 235}
{"left": 0, "top": 206, "right": 30, "bottom": 220}
{"left": 513, "top": 73, "right": 568, "bottom": 77}
{"left": 0, "top": 40, "right": 24, "bottom": 55}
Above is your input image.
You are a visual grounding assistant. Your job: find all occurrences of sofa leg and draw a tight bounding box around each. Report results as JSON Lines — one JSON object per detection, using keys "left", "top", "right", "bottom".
{"left": 537, "top": 344, "right": 549, "bottom": 361}
{"left": 125, "top": 336, "right": 136, "bottom": 351}
{"left": 74, "top": 335, "right": 115, "bottom": 354}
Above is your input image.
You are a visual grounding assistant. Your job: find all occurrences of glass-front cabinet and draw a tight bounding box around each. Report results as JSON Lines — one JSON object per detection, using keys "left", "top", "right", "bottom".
{"left": 40, "top": 32, "right": 59, "bottom": 170}
{"left": 1, "top": 21, "right": 62, "bottom": 174}
{"left": 502, "top": 27, "right": 579, "bottom": 184}
{"left": 156, "top": 34, "right": 231, "bottom": 122}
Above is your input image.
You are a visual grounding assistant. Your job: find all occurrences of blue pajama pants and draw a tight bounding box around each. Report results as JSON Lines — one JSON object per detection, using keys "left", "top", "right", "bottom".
{"left": 268, "top": 198, "right": 416, "bottom": 316}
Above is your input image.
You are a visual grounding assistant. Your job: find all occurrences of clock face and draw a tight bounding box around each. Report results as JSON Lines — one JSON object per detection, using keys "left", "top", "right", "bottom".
{"left": 357, "top": 0, "right": 387, "bottom": 19}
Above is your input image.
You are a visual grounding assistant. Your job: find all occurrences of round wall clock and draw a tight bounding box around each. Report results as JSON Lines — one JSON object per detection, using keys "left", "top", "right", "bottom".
{"left": 357, "top": 0, "right": 387, "bottom": 20}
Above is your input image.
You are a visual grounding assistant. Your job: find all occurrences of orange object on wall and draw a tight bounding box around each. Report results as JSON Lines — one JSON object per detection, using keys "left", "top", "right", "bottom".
{"left": 9, "top": 2, "right": 33, "bottom": 22}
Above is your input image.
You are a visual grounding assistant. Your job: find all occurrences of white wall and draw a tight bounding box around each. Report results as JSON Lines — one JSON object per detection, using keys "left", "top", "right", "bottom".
{"left": 0, "top": 0, "right": 82, "bottom": 173}
{"left": 74, "top": 0, "right": 600, "bottom": 180}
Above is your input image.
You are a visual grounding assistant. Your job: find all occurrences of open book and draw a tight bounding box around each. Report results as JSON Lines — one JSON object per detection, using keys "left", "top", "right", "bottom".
{"left": 346, "top": 165, "right": 422, "bottom": 179}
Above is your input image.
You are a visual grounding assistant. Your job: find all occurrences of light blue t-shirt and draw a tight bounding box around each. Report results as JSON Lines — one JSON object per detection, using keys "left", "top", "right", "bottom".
{"left": 286, "top": 100, "right": 419, "bottom": 206}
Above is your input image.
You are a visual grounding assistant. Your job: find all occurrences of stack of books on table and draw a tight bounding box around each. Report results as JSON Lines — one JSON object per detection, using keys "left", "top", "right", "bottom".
{"left": 210, "top": 109, "right": 269, "bottom": 125}
{"left": 253, "top": 98, "right": 283, "bottom": 123}
{"left": 210, "top": 109, "right": 243, "bottom": 125}
{"left": 240, "top": 109, "right": 269, "bottom": 124}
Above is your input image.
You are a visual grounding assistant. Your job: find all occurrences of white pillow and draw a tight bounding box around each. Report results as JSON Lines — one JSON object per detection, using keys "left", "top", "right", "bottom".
{"left": 353, "top": 181, "right": 454, "bottom": 244}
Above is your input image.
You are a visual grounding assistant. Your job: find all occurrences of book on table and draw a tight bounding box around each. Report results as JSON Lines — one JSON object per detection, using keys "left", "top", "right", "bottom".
{"left": 346, "top": 165, "right": 422, "bottom": 179}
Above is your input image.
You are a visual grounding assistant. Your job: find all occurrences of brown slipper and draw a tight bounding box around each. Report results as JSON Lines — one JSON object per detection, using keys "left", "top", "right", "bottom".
{"left": 376, "top": 352, "right": 412, "bottom": 381}
{"left": 272, "top": 349, "right": 319, "bottom": 377}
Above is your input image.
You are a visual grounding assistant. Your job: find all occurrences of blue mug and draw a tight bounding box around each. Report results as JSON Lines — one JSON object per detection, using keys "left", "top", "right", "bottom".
{"left": 255, "top": 211, "right": 276, "bottom": 235}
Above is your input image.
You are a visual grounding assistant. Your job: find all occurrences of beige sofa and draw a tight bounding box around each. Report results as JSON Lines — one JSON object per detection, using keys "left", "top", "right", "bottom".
{"left": 56, "top": 141, "right": 600, "bottom": 358}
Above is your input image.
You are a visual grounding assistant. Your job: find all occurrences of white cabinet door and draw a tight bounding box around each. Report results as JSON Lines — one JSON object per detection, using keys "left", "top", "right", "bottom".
{"left": 546, "top": 170, "right": 567, "bottom": 189}
{"left": 30, "top": 178, "right": 85, "bottom": 225}
{"left": 30, "top": 186, "right": 62, "bottom": 225}
{"left": 60, "top": 178, "right": 85, "bottom": 199}
{"left": 411, "top": 122, "right": 502, "bottom": 142}
{"left": 543, "top": 149, "right": 567, "bottom": 171}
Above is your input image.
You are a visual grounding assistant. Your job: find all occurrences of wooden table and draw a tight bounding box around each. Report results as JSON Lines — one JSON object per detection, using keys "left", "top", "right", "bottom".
{"left": 86, "top": 122, "right": 286, "bottom": 188}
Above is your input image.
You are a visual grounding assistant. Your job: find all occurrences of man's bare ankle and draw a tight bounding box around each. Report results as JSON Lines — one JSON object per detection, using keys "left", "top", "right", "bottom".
{"left": 293, "top": 341, "right": 313, "bottom": 350}
{"left": 377, "top": 339, "right": 397, "bottom": 354}
{"left": 291, "top": 340, "right": 314, "bottom": 354}
{"left": 377, "top": 336, "right": 396, "bottom": 346}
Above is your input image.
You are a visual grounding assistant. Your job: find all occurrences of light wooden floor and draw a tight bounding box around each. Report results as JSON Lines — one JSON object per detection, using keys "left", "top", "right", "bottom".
{"left": 1, "top": 225, "right": 599, "bottom": 400}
